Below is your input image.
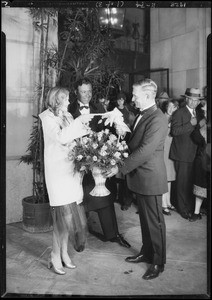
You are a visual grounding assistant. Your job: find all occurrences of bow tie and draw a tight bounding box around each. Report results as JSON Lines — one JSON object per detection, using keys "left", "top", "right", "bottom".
{"left": 79, "top": 105, "right": 89, "bottom": 110}
{"left": 138, "top": 105, "right": 157, "bottom": 116}
{"left": 138, "top": 108, "right": 149, "bottom": 116}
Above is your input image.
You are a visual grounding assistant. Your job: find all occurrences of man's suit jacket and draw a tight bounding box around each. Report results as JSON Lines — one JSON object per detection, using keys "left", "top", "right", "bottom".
{"left": 169, "top": 106, "right": 197, "bottom": 162}
{"left": 120, "top": 105, "right": 168, "bottom": 196}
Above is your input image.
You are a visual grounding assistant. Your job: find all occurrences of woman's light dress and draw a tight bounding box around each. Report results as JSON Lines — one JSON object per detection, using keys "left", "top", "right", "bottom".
{"left": 39, "top": 109, "right": 89, "bottom": 250}
{"left": 39, "top": 109, "right": 88, "bottom": 207}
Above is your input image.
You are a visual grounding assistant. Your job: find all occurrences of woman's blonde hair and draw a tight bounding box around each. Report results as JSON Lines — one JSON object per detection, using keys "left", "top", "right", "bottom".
{"left": 46, "top": 87, "right": 69, "bottom": 116}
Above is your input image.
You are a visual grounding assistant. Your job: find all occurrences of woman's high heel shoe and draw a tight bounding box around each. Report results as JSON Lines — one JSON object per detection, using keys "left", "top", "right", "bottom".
{"left": 62, "top": 260, "right": 77, "bottom": 269}
{"left": 47, "top": 257, "right": 66, "bottom": 275}
{"left": 61, "top": 254, "right": 77, "bottom": 269}
{"left": 162, "top": 207, "right": 171, "bottom": 216}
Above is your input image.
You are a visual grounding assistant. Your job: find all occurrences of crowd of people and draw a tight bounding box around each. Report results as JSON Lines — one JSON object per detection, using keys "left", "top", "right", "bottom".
{"left": 39, "top": 78, "right": 209, "bottom": 280}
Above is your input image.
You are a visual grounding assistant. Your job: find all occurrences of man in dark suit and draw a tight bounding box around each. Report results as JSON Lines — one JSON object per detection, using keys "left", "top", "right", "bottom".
{"left": 169, "top": 88, "right": 203, "bottom": 220}
{"left": 68, "top": 77, "right": 130, "bottom": 248}
{"left": 105, "top": 79, "right": 168, "bottom": 280}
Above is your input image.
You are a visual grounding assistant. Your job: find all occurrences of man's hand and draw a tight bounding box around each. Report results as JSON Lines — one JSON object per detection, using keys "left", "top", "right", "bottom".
{"left": 102, "top": 165, "right": 119, "bottom": 178}
{"left": 190, "top": 117, "right": 197, "bottom": 126}
{"left": 199, "top": 118, "right": 206, "bottom": 128}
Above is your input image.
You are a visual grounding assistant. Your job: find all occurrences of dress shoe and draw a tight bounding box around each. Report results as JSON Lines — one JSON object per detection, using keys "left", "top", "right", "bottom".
{"left": 110, "top": 234, "right": 131, "bottom": 248}
{"left": 62, "top": 261, "right": 76, "bottom": 269}
{"left": 168, "top": 205, "right": 176, "bottom": 211}
{"left": 121, "top": 205, "right": 130, "bottom": 211}
{"left": 189, "top": 213, "right": 202, "bottom": 222}
{"left": 142, "top": 264, "right": 164, "bottom": 280}
{"left": 47, "top": 256, "right": 66, "bottom": 275}
{"left": 61, "top": 256, "right": 76, "bottom": 269}
{"left": 180, "top": 212, "right": 190, "bottom": 220}
{"left": 200, "top": 208, "right": 207, "bottom": 216}
{"left": 125, "top": 254, "right": 151, "bottom": 264}
{"left": 162, "top": 208, "right": 171, "bottom": 216}
{"left": 187, "top": 212, "right": 193, "bottom": 218}
{"left": 74, "top": 245, "right": 85, "bottom": 252}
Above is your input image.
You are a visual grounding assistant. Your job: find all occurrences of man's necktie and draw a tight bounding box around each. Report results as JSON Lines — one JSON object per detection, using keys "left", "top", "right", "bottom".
{"left": 79, "top": 105, "right": 89, "bottom": 110}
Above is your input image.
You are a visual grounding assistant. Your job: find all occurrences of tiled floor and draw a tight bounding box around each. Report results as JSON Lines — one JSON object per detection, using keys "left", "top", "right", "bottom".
{"left": 5, "top": 203, "right": 209, "bottom": 297}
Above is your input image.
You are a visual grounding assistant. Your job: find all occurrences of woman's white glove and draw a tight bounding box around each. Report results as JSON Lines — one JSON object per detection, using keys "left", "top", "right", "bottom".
{"left": 101, "top": 108, "right": 131, "bottom": 134}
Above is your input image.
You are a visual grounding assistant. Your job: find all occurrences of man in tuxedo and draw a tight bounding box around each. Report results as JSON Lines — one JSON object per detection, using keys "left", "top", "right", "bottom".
{"left": 105, "top": 79, "right": 168, "bottom": 280}
{"left": 68, "top": 77, "right": 130, "bottom": 248}
{"left": 169, "top": 88, "right": 203, "bottom": 220}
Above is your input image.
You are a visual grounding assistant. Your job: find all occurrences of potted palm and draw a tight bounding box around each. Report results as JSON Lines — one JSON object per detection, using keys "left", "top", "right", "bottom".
{"left": 20, "top": 116, "right": 53, "bottom": 233}
{"left": 57, "top": 8, "right": 125, "bottom": 102}
{"left": 19, "top": 8, "right": 58, "bottom": 233}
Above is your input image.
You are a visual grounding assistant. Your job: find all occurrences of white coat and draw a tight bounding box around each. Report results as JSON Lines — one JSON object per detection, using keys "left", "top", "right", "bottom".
{"left": 39, "top": 109, "right": 88, "bottom": 207}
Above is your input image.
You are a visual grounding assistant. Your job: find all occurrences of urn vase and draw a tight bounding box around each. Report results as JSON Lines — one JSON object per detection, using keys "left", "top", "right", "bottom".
{"left": 90, "top": 167, "right": 111, "bottom": 197}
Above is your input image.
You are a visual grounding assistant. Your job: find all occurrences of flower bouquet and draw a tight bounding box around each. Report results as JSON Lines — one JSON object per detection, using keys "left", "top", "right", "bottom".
{"left": 68, "top": 129, "right": 129, "bottom": 196}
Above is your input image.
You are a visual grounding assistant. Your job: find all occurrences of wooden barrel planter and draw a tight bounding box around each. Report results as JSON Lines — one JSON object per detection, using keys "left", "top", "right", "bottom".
{"left": 22, "top": 196, "right": 53, "bottom": 233}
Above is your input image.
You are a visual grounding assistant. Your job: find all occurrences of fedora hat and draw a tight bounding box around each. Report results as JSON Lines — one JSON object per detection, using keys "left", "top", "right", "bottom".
{"left": 181, "top": 88, "right": 204, "bottom": 99}
{"left": 156, "top": 92, "right": 172, "bottom": 101}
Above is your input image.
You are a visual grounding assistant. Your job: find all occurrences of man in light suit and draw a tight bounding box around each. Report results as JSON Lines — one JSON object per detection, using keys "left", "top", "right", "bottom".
{"left": 169, "top": 88, "right": 202, "bottom": 219}
{"left": 68, "top": 77, "right": 130, "bottom": 249}
{"left": 105, "top": 79, "right": 168, "bottom": 280}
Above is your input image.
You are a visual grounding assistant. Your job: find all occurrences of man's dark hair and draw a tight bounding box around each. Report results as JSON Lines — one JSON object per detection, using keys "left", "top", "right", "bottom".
{"left": 74, "top": 77, "right": 92, "bottom": 91}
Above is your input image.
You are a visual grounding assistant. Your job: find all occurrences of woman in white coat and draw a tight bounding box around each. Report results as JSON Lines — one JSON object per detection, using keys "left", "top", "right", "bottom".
{"left": 39, "top": 87, "right": 94, "bottom": 275}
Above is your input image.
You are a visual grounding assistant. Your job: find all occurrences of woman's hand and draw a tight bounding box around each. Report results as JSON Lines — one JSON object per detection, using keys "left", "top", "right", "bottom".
{"left": 78, "top": 114, "right": 94, "bottom": 125}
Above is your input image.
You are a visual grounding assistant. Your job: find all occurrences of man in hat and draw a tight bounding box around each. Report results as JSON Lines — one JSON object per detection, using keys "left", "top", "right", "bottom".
{"left": 169, "top": 88, "right": 203, "bottom": 220}
{"left": 156, "top": 92, "right": 172, "bottom": 110}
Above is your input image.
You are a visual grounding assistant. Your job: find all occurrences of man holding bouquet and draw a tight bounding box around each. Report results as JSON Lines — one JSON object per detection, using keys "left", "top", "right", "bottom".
{"left": 68, "top": 77, "right": 130, "bottom": 248}
{"left": 105, "top": 79, "right": 168, "bottom": 280}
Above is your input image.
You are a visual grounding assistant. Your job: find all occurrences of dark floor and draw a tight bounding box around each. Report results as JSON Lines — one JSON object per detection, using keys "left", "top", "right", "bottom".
{"left": 5, "top": 202, "right": 209, "bottom": 297}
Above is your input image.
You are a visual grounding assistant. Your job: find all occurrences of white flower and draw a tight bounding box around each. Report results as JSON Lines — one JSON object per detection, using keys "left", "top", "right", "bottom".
{"left": 82, "top": 137, "right": 88, "bottom": 143}
{"left": 118, "top": 144, "right": 124, "bottom": 151}
{"left": 109, "top": 134, "right": 117, "bottom": 142}
{"left": 80, "top": 166, "right": 86, "bottom": 171}
{"left": 114, "top": 151, "right": 121, "bottom": 158}
{"left": 93, "top": 143, "right": 98, "bottom": 149}
{"left": 102, "top": 145, "right": 108, "bottom": 151}
{"left": 123, "top": 152, "right": 129, "bottom": 158}
{"left": 104, "top": 129, "right": 109, "bottom": 134}
{"left": 93, "top": 156, "right": 98, "bottom": 161}
{"left": 76, "top": 155, "right": 83, "bottom": 161}
{"left": 97, "top": 132, "right": 103, "bottom": 140}
{"left": 110, "top": 159, "right": 116, "bottom": 165}
{"left": 100, "top": 150, "right": 107, "bottom": 156}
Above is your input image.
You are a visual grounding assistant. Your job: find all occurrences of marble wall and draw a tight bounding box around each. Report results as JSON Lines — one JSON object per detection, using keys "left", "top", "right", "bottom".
{"left": 150, "top": 7, "right": 211, "bottom": 98}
